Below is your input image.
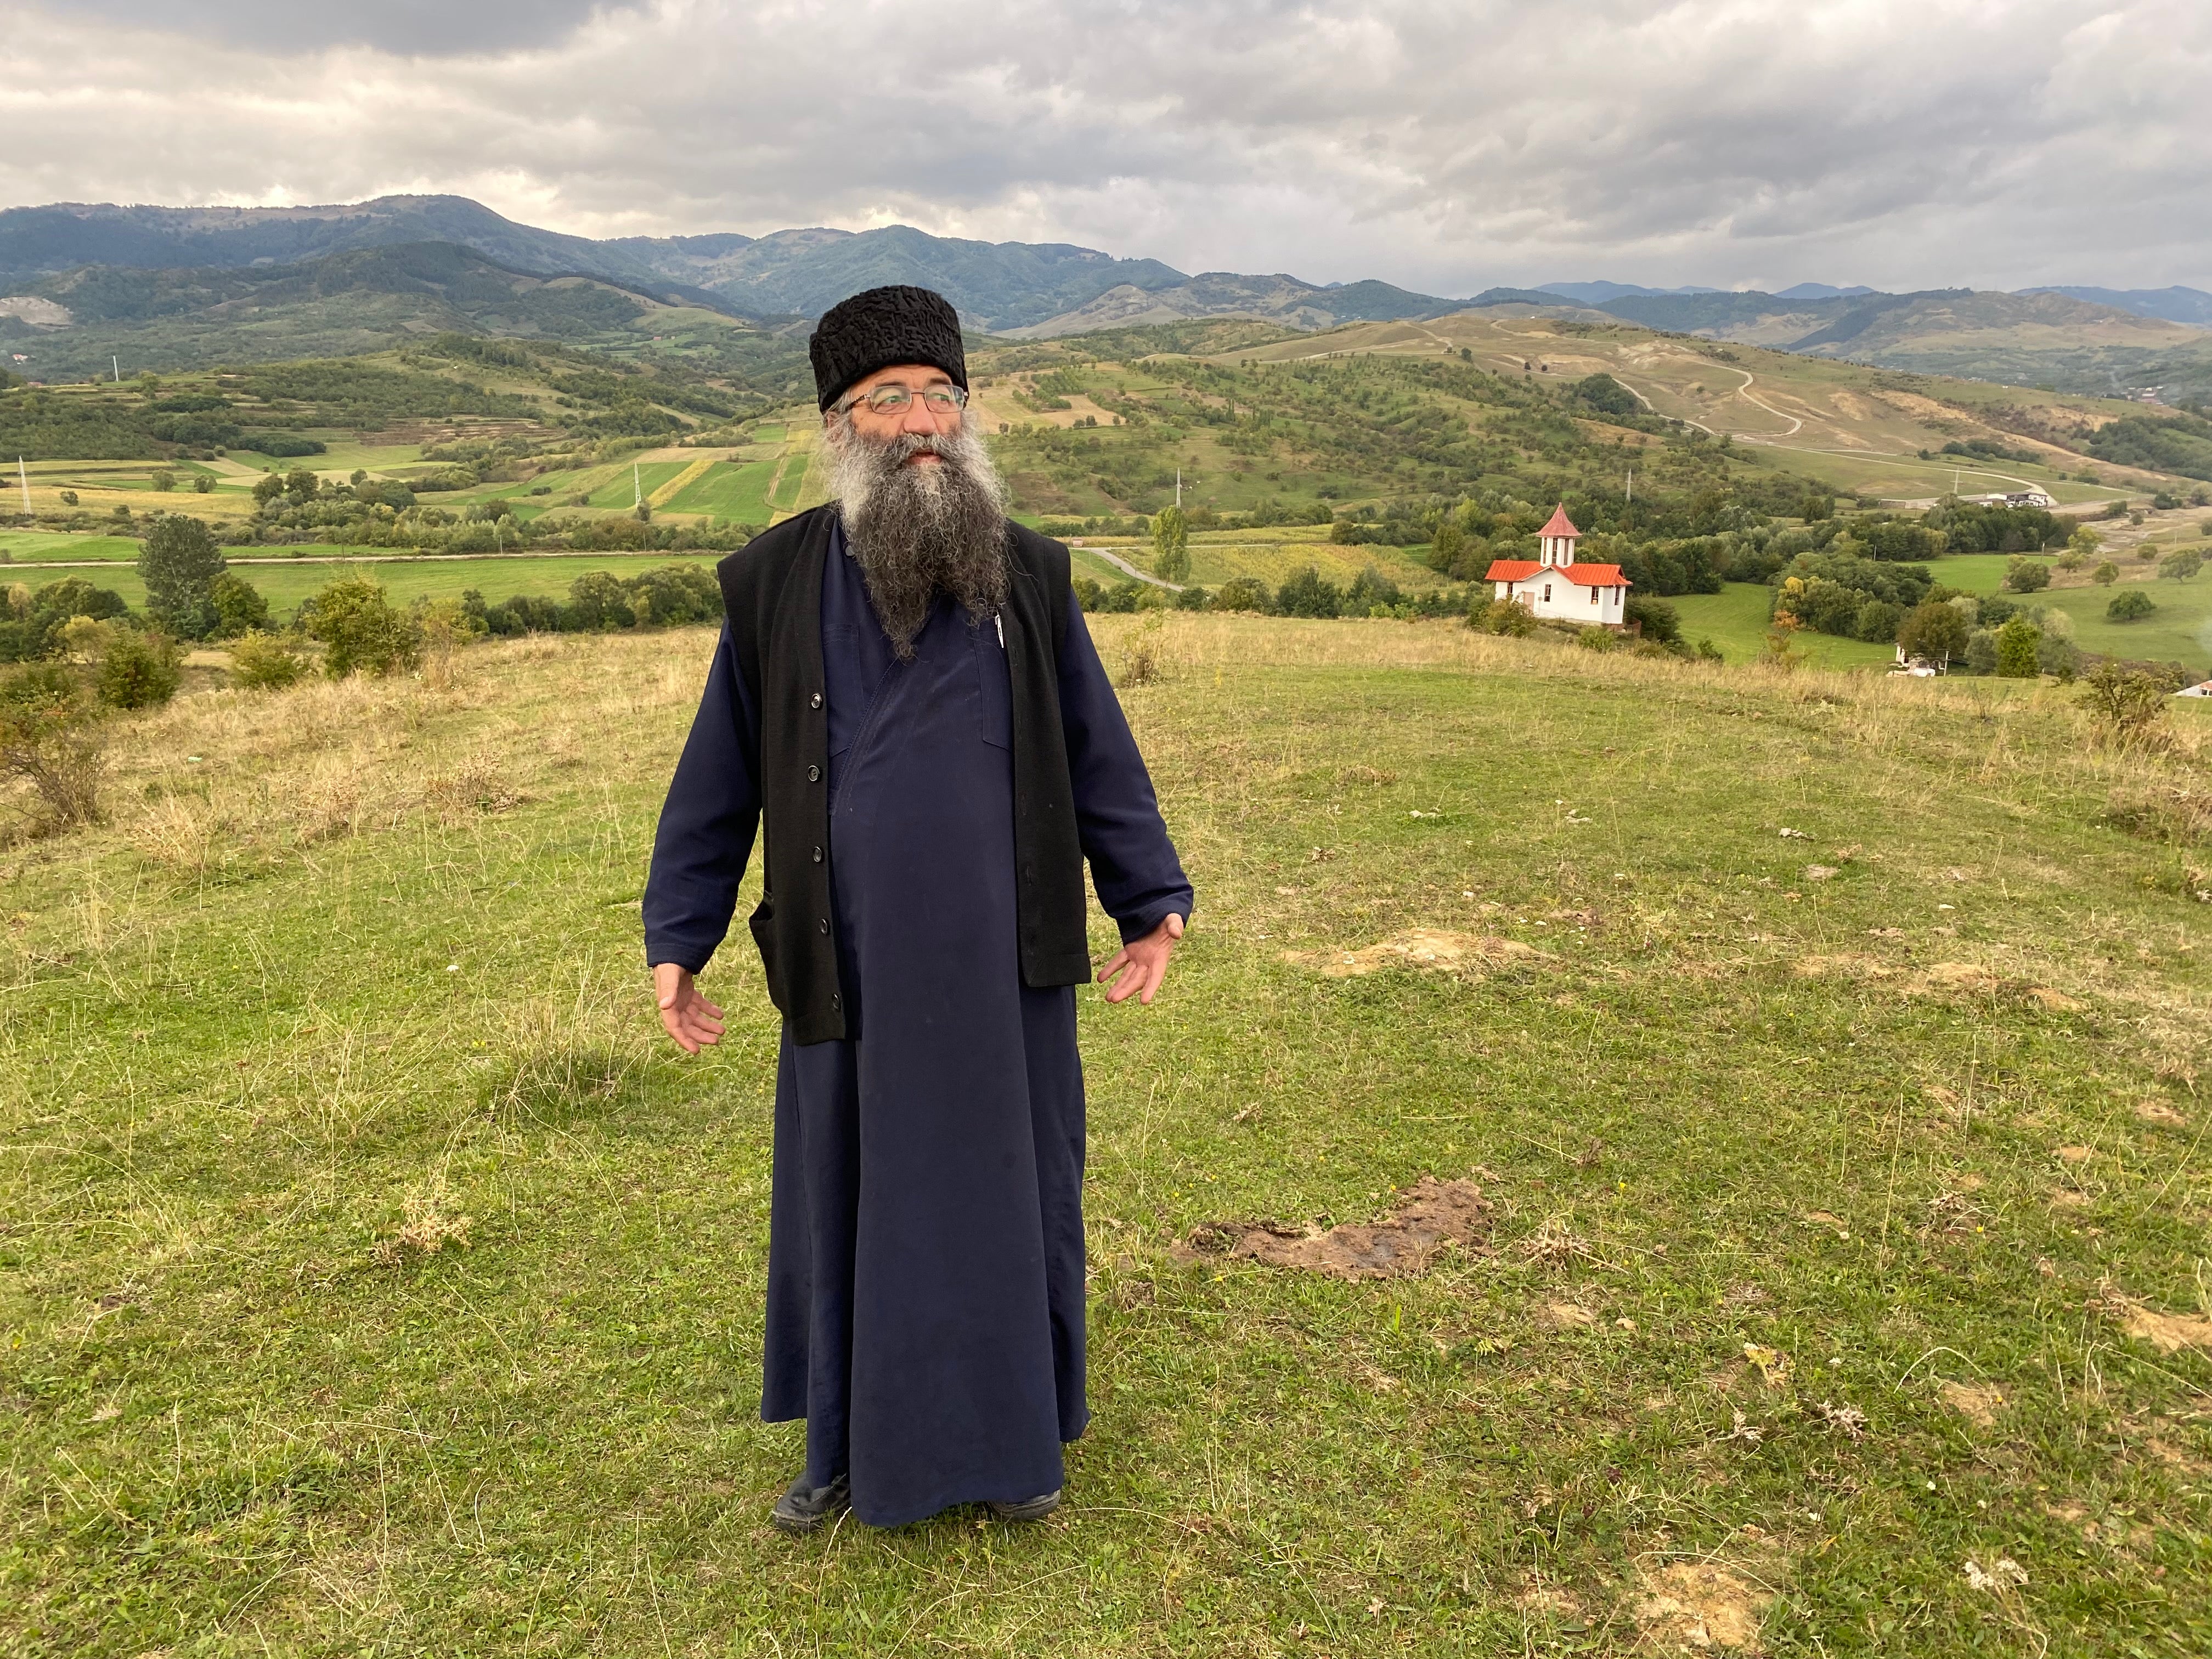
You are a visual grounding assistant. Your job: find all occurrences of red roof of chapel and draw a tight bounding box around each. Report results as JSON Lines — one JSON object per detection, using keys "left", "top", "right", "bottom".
{"left": 1540, "top": 504, "right": 1579, "bottom": 538}
{"left": 1483, "top": 559, "right": 1629, "bottom": 589}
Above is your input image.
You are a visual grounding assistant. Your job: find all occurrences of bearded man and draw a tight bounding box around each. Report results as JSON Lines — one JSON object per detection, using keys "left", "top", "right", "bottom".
{"left": 642, "top": 285, "right": 1193, "bottom": 1533}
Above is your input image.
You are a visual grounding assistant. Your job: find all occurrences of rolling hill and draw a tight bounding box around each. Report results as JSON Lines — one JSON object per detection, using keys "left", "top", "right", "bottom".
{"left": 0, "top": 196, "right": 1461, "bottom": 336}
{"left": 0, "top": 242, "right": 811, "bottom": 391}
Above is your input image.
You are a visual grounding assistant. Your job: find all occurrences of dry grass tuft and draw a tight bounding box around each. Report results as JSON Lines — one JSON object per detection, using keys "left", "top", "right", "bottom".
{"left": 130, "top": 793, "right": 226, "bottom": 874}
{"left": 371, "top": 1191, "right": 473, "bottom": 1266}
{"left": 422, "top": 754, "right": 521, "bottom": 824}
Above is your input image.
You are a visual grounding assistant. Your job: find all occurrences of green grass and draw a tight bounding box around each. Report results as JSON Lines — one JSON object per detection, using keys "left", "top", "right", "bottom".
{"left": 662, "top": 458, "right": 780, "bottom": 522}
{"left": 584, "top": 461, "right": 689, "bottom": 510}
{"left": 5, "top": 619, "right": 2210, "bottom": 1654}
{"left": 2029, "top": 580, "right": 2212, "bottom": 673}
{"left": 0, "top": 532, "right": 144, "bottom": 563}
{"left": 1665, "top": 583, "right": 1897, "bottom": 668}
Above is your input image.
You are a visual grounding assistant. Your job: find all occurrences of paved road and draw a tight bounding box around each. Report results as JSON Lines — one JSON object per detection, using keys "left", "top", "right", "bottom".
{"left": 1073, "top": 544, "right": 1182, "bottom": 590}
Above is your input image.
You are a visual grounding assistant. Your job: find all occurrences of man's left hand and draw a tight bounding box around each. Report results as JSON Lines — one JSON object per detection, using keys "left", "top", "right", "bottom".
{"left": 1098, "top": 912, "right": 1184, "bottom": 1006}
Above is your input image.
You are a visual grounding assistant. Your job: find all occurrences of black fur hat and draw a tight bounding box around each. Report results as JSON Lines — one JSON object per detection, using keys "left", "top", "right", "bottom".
{"left": 808, "top": 285, "right": 967, "bottom": 411}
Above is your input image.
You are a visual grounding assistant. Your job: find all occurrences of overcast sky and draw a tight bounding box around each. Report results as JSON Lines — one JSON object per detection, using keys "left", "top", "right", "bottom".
{"left": 2, "top": 0, "right": 2204, "bottom": 294}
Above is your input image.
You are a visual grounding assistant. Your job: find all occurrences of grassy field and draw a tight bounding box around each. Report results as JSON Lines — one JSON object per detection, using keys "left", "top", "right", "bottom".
{"left": 1664, "top": 584, "right": 1896, "bottom": 668}
{"left": 584, "top": 461, "right": 690, "bottom": 511}
{"left": 662, "top": 458, "right": 781, "bottom": 521}
{"left": 5, "top": 618, "right": 2211, "bottom": 1654}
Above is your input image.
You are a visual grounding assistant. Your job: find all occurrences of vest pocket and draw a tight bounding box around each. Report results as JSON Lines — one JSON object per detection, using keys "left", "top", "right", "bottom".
{"left": 972, "top": 622, "right": 1013, "bottom": 749}
{"left": 747, "top": 896, "right": 786, "bottom": 1013}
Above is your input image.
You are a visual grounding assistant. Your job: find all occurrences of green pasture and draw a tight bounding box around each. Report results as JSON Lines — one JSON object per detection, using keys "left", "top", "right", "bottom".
{"left": 1664, "top": 583, "right": 1895, "bottom": 668}
{"left": 1740, "top": 444, "right": 2120, "bottom": 507}
{"left": 1, "top": 532, "right": 145, "bottom": 563}
{"left": 2028, "top": 580, "right": 2212, "bottom": 673}
{"left": 663, "top": 459, "right": 780, "bottom": 522}
{"left": 585, "top": 461, "right": 689, "bottom": 510}
{"left": 5, "top": 618, "right": 2210, "bottom": 1654}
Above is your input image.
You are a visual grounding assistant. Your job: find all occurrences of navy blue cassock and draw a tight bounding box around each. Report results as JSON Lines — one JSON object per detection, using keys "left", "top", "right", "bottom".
{"left": 643, "top": 524, "right": 1192, "bottom": 1527}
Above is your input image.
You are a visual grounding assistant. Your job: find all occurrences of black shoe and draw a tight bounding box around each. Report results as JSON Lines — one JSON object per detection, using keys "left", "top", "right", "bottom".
{"left": 986, "top": 1488, "right": 1062, "bottom": 1522}
{"left": 771, "top": 1472, "right": 850, "bottom": 1534}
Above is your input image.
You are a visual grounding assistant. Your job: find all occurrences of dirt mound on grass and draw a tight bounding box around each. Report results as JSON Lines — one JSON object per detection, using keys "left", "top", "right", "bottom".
{"left": 1286, "top": 929, "right": 1554, "bottom": 979}
{"left": 2115, "top": 1301, "right": 2212, "bottom": 1354}
{"left": 1635, "top": 1560, "right": 1770, "bottom": 1651}
{"left": 1178, "top": 1176, "right": 1491, "bottom": 1280}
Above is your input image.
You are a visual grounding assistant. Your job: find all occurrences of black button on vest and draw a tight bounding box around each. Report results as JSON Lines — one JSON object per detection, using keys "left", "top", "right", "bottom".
{"left": 716, "top": 506, "right": 1090, "bottom": 1045}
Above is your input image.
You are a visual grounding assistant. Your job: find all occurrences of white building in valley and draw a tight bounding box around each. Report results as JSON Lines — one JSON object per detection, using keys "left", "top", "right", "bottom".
{"left": 1486, "top": 505, "right": 1630, "bottom": 627}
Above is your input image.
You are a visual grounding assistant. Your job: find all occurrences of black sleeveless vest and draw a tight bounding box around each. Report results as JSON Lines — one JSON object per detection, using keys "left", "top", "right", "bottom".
{"left": 715, "top": 506, "right": 1091, "bottom": 1045}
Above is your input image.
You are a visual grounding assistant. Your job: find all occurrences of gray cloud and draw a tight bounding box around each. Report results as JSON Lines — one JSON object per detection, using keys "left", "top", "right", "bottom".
{"left": 1, "top": 0, "right": 2205, "bottom": 293}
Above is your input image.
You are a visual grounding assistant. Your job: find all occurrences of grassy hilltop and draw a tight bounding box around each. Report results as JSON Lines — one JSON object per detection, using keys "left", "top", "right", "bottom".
{"left": 5, "top": 617, "right": 2212, "bottom": 1654}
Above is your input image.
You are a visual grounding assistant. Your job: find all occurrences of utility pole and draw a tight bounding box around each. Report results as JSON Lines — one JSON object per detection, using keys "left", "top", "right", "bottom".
{"left": 1175, "top": 469, "right": 1182, "bottom": 509}
{"left": 634, "top": 462, "right": 642, "bottom": 508}
{"left": 17, "top": 455, "right": 29, "bottom": 515}
{"left": 1626, "top": 469, "right": 1633, "bottom": 505}
{"left": 112, "top": 356, "right": 120, "bottom": 383}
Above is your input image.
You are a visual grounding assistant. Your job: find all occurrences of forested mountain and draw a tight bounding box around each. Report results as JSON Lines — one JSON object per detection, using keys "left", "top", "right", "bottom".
{"left": 0, "top": 196, "right": 1452, "bottom": 334}
{"left": 0, "top": 242, "right": 809, "bottom": 387}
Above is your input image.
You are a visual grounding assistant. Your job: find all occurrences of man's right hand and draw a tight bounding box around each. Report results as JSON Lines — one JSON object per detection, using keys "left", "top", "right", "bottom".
{"left": 654, "top": 963, "right": 725, "bottom": 1054}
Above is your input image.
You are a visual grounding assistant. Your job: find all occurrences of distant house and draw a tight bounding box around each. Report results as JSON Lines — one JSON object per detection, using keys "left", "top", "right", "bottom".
{"left": 1485, "top": 505, "right": 1630, "bottom": 627}
{"left": 1960, "top": 489, "right": 2057, "bottom": 509}
{"left": 2175, "top": 682, "right": 2212, "bottom": 698}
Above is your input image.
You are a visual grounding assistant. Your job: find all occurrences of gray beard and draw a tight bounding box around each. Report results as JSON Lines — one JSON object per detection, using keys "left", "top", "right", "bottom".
{"left": 828, "top": 416, "right": 1010, "bottom": 660}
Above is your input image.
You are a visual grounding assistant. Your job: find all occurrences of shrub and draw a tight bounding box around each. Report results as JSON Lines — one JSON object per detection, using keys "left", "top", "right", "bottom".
{"left": 2107, "top": 589, "right": 2157, "bottom": 623}
{"left": 1623, "top": 595, "right": 1681, "bottom": 645}
{"left": 1345, "top": 568, "right": 1402, "bottom": 613}
{"left": 2037, "top": 633, "right": 2081, "bottom": 681}
{"left": 229, "top": 630, "right": 304, "bottom": 690}
{"left": 2159, "top": 549, "right": 2203, "bottom": 581}
{"left": 1173, "top": 584, "right": 1211, "bottom": 612}
{"left": 1994, "top": 616, "right": 2042, "bottom": 678}
{"left": 208, "top": 569, "right": 270, "bottom": 637}
{"left": 2092, "top": 562, "right": 2120, "bottom": 585}
{"left": 1210, "top": 577, "right": 1273, "bottom": 614}
{"left": 95, "top": 629, "right": 180, "bottom": 709}
{"left": 1575, "top": 625, "right": 1617, "bottom": 653}
{"left": 301, "top": 577, "right": 420, "bottom": 678}
{"left": 1854, "top": 598, "right": 1905, "bottom": 642}
{"left": 2003, "top": 556, "right": 2052, "bottom": 593}
{"left": 1965, "top": 629, "right": 1999, "bottom": 675}
{"left": 1274, "top": 567, "right": 1343, "bottom": 619}
{"left": 2079, "top": 661, "right": 2170, "bottom": 746}
{"left": 0, "top": 662, "right": 102, "bottom": 828}
{"left": 1899, "top": 599, "right": 1969, "bottom": 664}
{"left": 1472, "top": 597, "right": 1537, "bottom": 637}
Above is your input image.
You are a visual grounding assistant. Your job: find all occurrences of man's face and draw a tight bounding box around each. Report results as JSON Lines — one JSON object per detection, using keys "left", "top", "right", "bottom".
{"left": 828, "top": 364, "right": 964, "bottom": 463}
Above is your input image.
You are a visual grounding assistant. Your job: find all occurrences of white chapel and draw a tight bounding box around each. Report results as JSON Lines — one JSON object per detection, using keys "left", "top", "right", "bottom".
{"left": 1485, "top": 505, "right": 1630, "bottom": 627}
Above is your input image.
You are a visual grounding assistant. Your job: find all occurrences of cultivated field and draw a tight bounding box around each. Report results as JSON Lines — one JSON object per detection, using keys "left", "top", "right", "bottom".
{"left": 6, "top": 617, "right": 2211, "bottom": 1655}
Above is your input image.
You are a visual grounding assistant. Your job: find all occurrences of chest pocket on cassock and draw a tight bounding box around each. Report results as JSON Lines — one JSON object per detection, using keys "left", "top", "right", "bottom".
{"left": 971, "top": 614, "right": 1013, "bottom": 751}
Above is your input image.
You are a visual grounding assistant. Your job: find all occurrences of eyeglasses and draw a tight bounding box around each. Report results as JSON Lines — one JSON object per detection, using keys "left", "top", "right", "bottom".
{"left": 837, "top": 383, "right": 968, "bottom": 416}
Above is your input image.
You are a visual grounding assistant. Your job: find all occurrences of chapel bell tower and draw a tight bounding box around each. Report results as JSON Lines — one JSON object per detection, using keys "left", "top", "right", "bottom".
{"left": 1537, "top": 504, "right": 1581, "bottom": 568}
